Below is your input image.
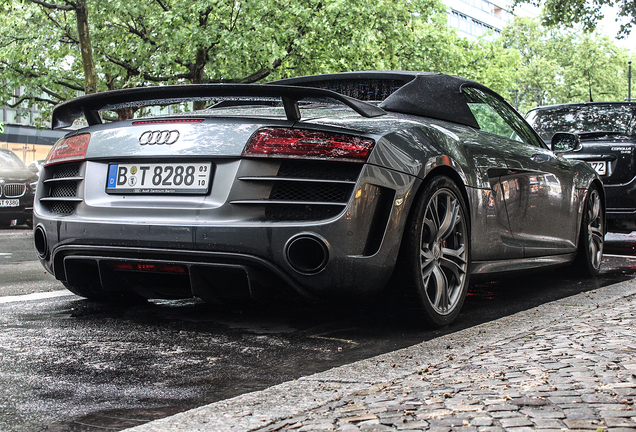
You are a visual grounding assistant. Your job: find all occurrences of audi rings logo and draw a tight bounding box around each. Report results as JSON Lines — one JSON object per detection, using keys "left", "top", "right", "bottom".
{"left": 139, "top": 130, "right": 180, "bottom": 146}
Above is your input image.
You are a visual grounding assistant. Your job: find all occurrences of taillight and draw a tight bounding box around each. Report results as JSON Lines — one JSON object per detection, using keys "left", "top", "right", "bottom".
{"left": 110, "top": 262, "right": 186, "bottom": 273}
{"left": 45, "top": 133, "right": 90, "bottom": 166}
{"left": 243, "top": 128, "right": 375, "bottom": 162}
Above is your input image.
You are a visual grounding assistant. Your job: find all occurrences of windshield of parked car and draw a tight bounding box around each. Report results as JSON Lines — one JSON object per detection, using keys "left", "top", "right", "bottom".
{"left": 526, "top": 104, "right": 636, "bottom": 142}
{"left": 0, "top": 151, "right": 27, "bottom": 170}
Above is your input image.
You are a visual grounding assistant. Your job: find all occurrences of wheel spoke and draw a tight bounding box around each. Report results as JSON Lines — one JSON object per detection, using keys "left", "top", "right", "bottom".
{"left": 440, "top": 245, "right": 467, "bottom": 281}
{"left": 431, "top": 264, "right": 449, "bottom": 312}
{"left": 438, "top": 196, "right": 459, "bottom": 241}
{"left": 425, "top": 204, "right": 441, "bottom": 240}
{"left": 589, "top": 192, "right": 600, "bottom": 223}
{"left": 420, "top": 249, "right": 435, "bottom": 279}
{"left": 422, "top": 217, "right": 438, "bottom": 245}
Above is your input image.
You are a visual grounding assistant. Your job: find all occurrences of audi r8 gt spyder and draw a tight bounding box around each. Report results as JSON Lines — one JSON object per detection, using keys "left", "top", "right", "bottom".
{"left": 33, "top": 71, "right": 604, "bottom": 327}
{"left": 526, "top": 102, "right": 636, "bottom": 233}
{"left": 0, "top": 148, "right": 38, "bottom": 228}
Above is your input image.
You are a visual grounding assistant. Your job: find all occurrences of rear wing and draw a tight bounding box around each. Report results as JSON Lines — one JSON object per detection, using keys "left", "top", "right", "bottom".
{"left": 51, "top": 84, "right": 387, "bottom": 129}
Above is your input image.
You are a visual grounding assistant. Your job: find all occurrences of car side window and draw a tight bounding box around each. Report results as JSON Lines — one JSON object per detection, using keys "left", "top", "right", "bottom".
{"left": 463, "top": 87, "right": 545, "bottom": 148}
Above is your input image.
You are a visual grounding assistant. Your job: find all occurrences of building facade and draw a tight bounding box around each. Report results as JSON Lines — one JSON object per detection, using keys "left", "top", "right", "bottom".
{"left": 444, "top": 0, "right": 539, "bottom": 39}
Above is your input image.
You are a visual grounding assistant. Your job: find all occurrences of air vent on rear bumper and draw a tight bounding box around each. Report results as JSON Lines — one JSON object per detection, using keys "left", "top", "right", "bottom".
{"left": 39, "top": 162, "right": 84, "bottom": 215}
{"left": 232, "top": 160, "right": 362, "bottom": 221}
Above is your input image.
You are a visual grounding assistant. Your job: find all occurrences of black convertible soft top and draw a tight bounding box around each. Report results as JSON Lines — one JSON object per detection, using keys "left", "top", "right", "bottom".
{"left": 51, "top": 71, "right": 487, "bottom": 129}
{"left": 272, "top": 71, "right": 486, "bottom": 128}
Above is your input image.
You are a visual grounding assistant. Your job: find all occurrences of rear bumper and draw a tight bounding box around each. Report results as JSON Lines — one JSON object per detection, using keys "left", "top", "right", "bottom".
{"left": 33, "top": 185, "right": 410, "bottom": 301}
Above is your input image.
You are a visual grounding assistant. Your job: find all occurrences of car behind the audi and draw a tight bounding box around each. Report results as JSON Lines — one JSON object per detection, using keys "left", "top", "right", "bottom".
{"left": 33, "top": 71, "right": 604, "bottom": 327}
{"left": 526, "top": 102, "right": 636, "bottom": 233}
{"left": 0, "top": 148, "right": 38, "bottom": 228}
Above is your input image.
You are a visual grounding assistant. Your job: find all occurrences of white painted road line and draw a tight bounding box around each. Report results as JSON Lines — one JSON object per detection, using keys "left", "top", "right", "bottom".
{"left": 0, "top": 290, "right": 75, "bottom": 304}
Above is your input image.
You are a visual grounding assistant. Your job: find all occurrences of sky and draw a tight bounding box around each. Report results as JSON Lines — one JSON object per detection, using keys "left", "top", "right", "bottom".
{"left": 599, "top": 6, "right": 635, "bottom": 53}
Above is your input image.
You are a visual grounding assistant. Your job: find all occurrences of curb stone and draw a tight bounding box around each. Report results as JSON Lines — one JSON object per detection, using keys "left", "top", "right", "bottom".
{"left": 125, "top": 278, "right": 636, "bottom": 432}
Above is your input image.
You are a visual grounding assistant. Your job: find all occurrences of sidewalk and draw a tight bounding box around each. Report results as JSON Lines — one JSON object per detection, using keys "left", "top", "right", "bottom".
{"left": 128, "top": 278, "right": 636, "bottom": 432}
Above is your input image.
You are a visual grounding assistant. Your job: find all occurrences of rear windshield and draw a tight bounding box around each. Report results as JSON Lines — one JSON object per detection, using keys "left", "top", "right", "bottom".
{"left": 526, "top": 104, "right": 636, "bottom": 142}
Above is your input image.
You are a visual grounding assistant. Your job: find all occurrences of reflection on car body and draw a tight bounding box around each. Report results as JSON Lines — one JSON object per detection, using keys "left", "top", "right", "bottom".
{"left": 526, "top": 102, "right": 636, "bottom": 233}
{"left": 33, "top": 71, "right": 604, "bottom": 327}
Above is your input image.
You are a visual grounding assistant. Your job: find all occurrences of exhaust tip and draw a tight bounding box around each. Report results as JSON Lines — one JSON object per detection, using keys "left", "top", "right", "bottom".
{"left": 34, "top": 225, "right": 48, "bottom": 259}
{"left": 285, "top": 234, "right": 329, "bottom": 275}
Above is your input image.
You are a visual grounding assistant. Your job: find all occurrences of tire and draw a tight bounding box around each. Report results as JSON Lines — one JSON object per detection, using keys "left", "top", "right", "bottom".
{"left": 402, "top": 175, "right": 470, "bottom": 327}
{"left": 574, "top": 185, "right": 604, "bottom": 276}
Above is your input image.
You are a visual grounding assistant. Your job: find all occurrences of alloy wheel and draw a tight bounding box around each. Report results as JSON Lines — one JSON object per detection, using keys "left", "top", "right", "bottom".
{"left": 419, "top": 188, "right": 468, "bottom": 316}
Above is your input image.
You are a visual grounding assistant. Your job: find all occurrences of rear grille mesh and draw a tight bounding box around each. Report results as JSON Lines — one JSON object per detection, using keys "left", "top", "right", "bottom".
{"left": 276, "top": 162, "right": 360, "bottom": 181}
{"left": 40, "top": 163, "right": 83, "bottom": 216}
{"left": 49, "top": 181, "right": 78, "bottom": 198}
{"left": 237, "top": 160, "right": 362, "bottom": 222}
{"left": 270, "top": 182, "right": 352, "bottom": 202}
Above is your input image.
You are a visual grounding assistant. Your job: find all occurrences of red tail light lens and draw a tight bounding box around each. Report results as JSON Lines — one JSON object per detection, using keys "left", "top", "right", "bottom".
{"left": 45, "top": 133, "right": 90, "bottom": 166}
{"left": 110, "top": 262, "right": 186, "bottom": 273}
{"left": 243, "top": 128, "right": 375, "bottom": 162}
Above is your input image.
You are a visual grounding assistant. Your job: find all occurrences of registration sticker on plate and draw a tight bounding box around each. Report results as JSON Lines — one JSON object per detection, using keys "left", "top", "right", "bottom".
{"left": 106, "top": 162, "right": 212, "bottom": 194}
{"left": 0, "top": 199, "right": 19, "bottom": 208}
{"left": 589, "top": 161, "right": 607, "bottom": 176}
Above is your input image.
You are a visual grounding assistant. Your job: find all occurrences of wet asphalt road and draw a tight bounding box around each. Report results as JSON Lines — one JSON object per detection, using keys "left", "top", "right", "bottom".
{"left": 0, "top": 227, "right": 635, "bottom": 431}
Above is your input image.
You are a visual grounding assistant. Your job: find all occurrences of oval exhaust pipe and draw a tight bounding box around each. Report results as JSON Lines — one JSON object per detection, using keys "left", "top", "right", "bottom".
{"left": 34, "top": 225, "right": 48, "bottom": 259}
{"left": 285, "top": 234, "right": 329, "bottom": 274}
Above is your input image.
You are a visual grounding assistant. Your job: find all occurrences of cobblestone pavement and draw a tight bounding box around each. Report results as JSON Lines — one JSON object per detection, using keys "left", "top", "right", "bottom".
{"left": 129, "top": 279, "right": 636, "bottom": 432}
{"left": 256, "top": 296, "right": 636, "bottom": 432}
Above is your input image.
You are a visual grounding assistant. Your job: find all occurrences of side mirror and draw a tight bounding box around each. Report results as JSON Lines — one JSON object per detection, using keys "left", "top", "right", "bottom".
{"left": 551, "top": 132, "right": 581, "bottom": 153}
{"left": 27, "top": 161, "right": 41, "bottom": 174}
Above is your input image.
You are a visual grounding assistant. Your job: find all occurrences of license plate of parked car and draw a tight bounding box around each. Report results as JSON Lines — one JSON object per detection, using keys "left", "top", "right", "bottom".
{"left": 589, "top": 161, "right": 606, "bottom": 175}
{"left": 106, "top": 162, "right": 212, "bottom": 194}
{"left": 0, "top": 199, "right": 19, "bottom": 207}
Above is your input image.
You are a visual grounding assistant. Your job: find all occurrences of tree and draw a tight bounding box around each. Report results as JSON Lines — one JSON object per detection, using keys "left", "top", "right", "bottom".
{"left": 515, "top": 0, "right": 635, "bottom": 38}
{"left": 1, "top": 0, "right": 458, "bottom": 121}
{"left": 500, "top": 17, "right": 630, "bottom": 112}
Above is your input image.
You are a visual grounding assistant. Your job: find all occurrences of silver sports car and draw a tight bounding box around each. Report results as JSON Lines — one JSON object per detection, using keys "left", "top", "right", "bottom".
{"left": 33, "top": 71, "right": 604, "bottom": 326}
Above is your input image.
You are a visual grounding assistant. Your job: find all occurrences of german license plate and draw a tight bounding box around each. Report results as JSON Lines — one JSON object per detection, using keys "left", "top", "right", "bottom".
{"left": 106, "top": 162, "right": 212, "bottom": 194}
{"left": 0, "top": 199, "right": 19, "bottom": 207}
{"left": 589, "top": 161, "right": 606, "bottom": 176}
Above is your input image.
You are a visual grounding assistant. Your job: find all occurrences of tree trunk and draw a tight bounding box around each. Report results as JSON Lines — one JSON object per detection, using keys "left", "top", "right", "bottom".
{"left": 192, "top": 47, "right": 207, "bottom": 111}
{"left": 75, "top": 0, "right": 98, "bottom": 94}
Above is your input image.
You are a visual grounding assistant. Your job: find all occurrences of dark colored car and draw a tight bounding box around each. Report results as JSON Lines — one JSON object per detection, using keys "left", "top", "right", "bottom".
{"left": 526, "top": 102, "right": 636, "bottom": 233}
{"left": 33, "top": 71, "right": 604, "bottom": 326}
{"left": 0, "top": 148, "right": 38, "bottom": 228}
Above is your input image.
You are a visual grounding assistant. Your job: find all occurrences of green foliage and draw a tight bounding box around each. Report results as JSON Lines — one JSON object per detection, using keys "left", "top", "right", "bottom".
{"left": 0, "top": 1, "right": 631, "bottom": 124}
{"left": 0, "top": 0, "right": 458, "bottom": 121}
{"left": 516, "top": 0, "right": 635, "bottom": 38}
{"left": 501, "top": 17, "right": 631, "bottom": 113}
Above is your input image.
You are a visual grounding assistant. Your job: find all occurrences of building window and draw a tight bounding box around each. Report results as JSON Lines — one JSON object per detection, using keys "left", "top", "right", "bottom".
{"left": 449, "top": 10, "right": 502, "bottom": 38}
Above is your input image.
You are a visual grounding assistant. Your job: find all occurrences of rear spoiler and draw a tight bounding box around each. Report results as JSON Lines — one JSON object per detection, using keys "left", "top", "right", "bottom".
{"left": 51, "top": 84, "right": 387, "bottom": 129}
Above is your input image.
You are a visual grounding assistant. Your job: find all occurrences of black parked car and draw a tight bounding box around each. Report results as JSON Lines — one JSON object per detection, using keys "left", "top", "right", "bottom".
{"left": 526, "top": 102, "right": 636, "bottom": 233}
{"left": 0, "top": 148, "right": 38, "bottom": 228}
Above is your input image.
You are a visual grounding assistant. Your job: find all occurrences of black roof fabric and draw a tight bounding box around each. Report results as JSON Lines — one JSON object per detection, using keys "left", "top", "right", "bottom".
{"left": 271, "top": 71, "right": 485, "bottom": 128}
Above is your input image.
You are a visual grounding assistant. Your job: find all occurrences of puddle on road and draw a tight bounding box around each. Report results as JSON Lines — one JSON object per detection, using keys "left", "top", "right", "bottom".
{"left": 42, "top": 406, "right": 187, "bottom": 432}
